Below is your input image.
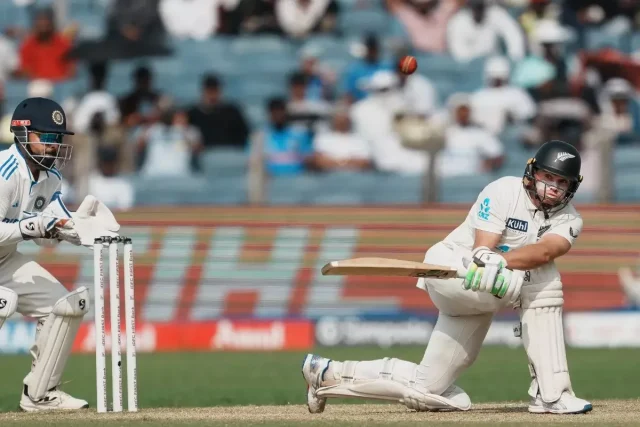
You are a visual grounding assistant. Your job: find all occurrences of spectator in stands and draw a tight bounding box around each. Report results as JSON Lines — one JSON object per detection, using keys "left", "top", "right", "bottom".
{"left": 386, "top": 0, "right": 459, "bottom": 54}
{"left": 107, "top": 0, "right": 166, "bottom": 46}
{"left": 0, "top": 33, "right": 18, "bottom": 83}
{"left": 394, "top": 52, "right": 439, "bottom": 116}
{"left": 119, "top": 66, "right": 162, "bottom": 129}
{"left": 236, "top": 0, "right": 282, "bottom": 34}
{"left": 260, "top": 97, "right": 313, "bottom": 176}
{"left": 160, "top": 0, "right": 234, "bottom": 40}
{"left": 88, "top": 146, "right": 135, "bottom": 211}
{"left": 350, "top": 70, "right": 428, "bottom": 174}
{"left": 18, "top": 7, "right": 75, "bottom": 81}
{"left": 342, "top": 34, "right": 391, "bottom": 103}
{"left": 437, "top": 93, "right": 504, "bottom": 177}
{"left": 598, "top": 78, "right": 640, "bottom": 145}
{"left": 69, "top": 111, "right": 133, "bottom": 203}
{"left": 137, "top": 107, "right": 203, "bottom": 177}
{"left": 470, "top": 56, "right": 536, "bottom": 136}
{"left": 287, "top": 71, "right": 333, "bottom": 137}
{"left": 298, "top": 45, "right": 337, "bottom": 101}
{"left": 518, "top": 0, "right": 560, "bottom": 39}
{"left": 446, "top": 0, "right": 525, "bottom": 63}
{"left": 312, "top": 108, "right": 372, "bottom": 172}
{"left": 520, "top": 63, "right": 593, "bottom": 151}
{"left": 187, "top": 74, "right": 249, "bottom": 149}
{"left": 561, "top": 0, "right": 640, "bottom": 48}
{"left": 72, "top": 63, "right": 121, "bottom": 134}
{"left": 276, "top": 0, "right": 339, "bottom": 39}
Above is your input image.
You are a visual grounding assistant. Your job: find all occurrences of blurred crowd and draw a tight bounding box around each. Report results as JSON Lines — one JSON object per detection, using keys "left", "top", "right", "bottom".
{"left": 0, "top": 0, "right": 639, "bottom": 209}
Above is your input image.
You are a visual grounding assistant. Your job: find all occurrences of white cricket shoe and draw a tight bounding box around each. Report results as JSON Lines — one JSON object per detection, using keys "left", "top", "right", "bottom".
{"left": 528, "top": 392, "right": 592, "bottom": 414}
{"left": 301, "top": 353, "right": 331, "bottom": 414}
{"left": 20, "top": 385, "right": 89, "bottom": 412}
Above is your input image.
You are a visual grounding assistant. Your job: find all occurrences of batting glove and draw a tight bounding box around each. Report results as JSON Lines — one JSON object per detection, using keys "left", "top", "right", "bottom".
{"left": 463, "top": 246, "right": 507, "bottom": 292}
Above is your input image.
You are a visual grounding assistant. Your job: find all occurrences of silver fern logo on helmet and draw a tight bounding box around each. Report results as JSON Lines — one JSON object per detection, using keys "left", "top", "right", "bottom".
{"left": 555, "top": 152, "right": 575, "bottom": 162}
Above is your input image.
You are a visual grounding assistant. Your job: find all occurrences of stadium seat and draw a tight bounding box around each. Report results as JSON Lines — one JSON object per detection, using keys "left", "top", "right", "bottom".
{"left": 200, "top": 149, "right": 248, "bottom": 177}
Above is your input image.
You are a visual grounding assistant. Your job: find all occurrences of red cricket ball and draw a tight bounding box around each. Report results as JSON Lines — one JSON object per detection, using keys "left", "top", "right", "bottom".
{"left": 399, "top": 55, "right": 418, "bottom": 75}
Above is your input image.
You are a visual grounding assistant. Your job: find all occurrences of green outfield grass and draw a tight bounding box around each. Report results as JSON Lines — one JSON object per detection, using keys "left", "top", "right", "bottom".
{"left": 0, "top": 346, "right": 637, "bottom": 426}
{"left": 0, "top": 346, "right": 637, "bottom": 411}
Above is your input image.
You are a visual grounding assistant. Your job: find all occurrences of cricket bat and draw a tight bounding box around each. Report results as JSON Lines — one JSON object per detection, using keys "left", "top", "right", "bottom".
{"left": 321, "top": 257, "right": 462, "bottom": 279}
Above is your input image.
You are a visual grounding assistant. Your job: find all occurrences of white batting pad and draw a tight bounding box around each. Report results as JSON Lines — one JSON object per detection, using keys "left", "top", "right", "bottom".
{"left": 520, "top": 280, "right": 572, "bottom": 403}
{"left": 316, "top": 358, "right": 471, "bottom": 411}
{"left": 25, "top": 287, "right": 90, "bottom": 401}
{"left": 0, "top": 286, "right": 17, "bottom": 330}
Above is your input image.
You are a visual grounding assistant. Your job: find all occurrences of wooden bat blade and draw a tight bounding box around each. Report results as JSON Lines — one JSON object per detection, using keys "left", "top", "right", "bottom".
{"left": 321, "top": 257, "right": 459, "bottom": 279}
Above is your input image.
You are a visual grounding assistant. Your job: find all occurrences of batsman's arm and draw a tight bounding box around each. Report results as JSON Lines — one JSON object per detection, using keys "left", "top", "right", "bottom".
{"left": 503, "top": 234, "right": 572, "bottom": 270}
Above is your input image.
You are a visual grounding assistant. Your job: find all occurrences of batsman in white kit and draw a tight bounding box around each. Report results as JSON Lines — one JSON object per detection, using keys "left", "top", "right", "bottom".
{"left": 303, "top": 140, "right": 593, "bottom": 415}
{"left": 0, "top": 97, "right": 119, "bottom": 411}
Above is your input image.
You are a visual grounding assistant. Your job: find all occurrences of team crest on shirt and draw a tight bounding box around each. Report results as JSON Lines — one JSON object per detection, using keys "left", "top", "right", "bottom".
{"left": 52, "top": 110, "right": 64, "bottom": 125}
{"left": 506, "top": 217, "right": 528, "bottom": 233}
{"left": 34, "top": 196, "right": 46, "bottom": 211}
{"left": 537, "top": 225, "right": 551, "bottom": 240}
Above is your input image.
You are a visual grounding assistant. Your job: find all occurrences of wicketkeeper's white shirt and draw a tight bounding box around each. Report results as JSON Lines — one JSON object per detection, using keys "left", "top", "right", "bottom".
{"left": 419, "top": 176, "right": 583, "bottom": 288}
{"left": 0, "top": 145, "right": 69, "bottom": 258}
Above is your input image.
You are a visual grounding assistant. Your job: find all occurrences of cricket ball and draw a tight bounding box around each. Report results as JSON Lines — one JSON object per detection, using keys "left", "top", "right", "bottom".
{"left": 399, "top": 55, "right": 417, "bottom": 75}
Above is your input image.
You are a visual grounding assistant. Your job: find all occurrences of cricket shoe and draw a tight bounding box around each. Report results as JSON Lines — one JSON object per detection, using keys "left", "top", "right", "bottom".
{"left": 20, "top": 385, "right": 89, "bottom": 412}
{"left": 528, "top": 392, "right": 592, "bottom": 414}
{"left": 301, "top": 353, "right": 331, "bottom": 413}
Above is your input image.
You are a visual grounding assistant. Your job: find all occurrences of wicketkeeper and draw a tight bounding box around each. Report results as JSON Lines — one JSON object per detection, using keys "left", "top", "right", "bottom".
{"left": 303, "top": 140, "right": 592, "bottom": 414}
{"left": 0, "top": 97, "right": 119, "bottom": 411}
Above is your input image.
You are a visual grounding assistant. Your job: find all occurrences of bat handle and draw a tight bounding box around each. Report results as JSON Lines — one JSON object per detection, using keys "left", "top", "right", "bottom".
{"left": 456, "top": 266, "right": 468, "bottom": 280}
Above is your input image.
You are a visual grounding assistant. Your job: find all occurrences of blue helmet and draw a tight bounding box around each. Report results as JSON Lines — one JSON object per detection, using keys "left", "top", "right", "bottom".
{"left": 10, "top": 97, "right": 73, "bottom": 171}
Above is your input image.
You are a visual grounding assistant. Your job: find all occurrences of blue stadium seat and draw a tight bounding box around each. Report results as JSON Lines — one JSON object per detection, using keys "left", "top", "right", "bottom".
{"left": 200, "top": 149, "right": 248, "bottom": 177}
{"left": 439, "top": 174, "right": 493, "bottom": 203}
{"left": 584, "top": 28, "right": 625, "bottom": 51}
{"left": 365, "top": 174, "right": 423, "bottom": 204}
{"left": 613, "top": 145, "right": 640, "bottom": 170}
{"left": 267, "top": 174, "right": 320, "bottom": 205}
{"left": 339, "top": 9, "right": 390, "bottom": 35}
{"left": 133, "top": 175, "right": 247, "bottom": 205}
{"left": 614, "top": 170, "right": 640, "bottom": 202}
{"left": 310, "top": 171, "right": 374, "bottom": 205}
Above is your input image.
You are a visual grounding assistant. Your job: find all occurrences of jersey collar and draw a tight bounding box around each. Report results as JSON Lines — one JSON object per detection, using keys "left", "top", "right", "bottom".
{"left": 11, "top": 144, "right": 52, "bottom": 185}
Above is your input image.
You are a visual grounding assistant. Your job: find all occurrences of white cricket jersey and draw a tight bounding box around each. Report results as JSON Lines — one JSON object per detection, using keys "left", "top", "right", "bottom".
{"left": 441, "top": 176, "right": 583, "bottom": 284}
{"left": 0, "top": 145, "right": 70, "bottom": 259}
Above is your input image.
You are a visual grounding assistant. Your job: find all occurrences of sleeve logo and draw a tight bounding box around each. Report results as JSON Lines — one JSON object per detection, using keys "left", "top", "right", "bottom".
{"left": 477, "top": 198, "right": 491, "bottom": 221}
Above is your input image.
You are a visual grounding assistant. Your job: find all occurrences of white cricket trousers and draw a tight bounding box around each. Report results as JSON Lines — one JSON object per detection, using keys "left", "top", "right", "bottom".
{"left": 337, "top": 242, "right": 514, "bottom": 397}
{"left": 0, "top": 251, "right": 68, "bottom": 319}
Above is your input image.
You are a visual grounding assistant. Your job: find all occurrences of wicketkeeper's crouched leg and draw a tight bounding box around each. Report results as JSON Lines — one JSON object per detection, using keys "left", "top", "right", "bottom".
{"left": 0, "top": 252, "right": 90, "bottom": 410}
{"left": 303, "top": 311, "right": 493, "bottom": 412}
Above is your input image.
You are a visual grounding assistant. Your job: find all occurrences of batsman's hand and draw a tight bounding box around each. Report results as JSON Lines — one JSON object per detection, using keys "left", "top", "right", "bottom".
{"left": 462, "top": 247, "right": 524, "bottom": 301}
{"left": 19, "top": 213, "right": 65, "bottom": 240}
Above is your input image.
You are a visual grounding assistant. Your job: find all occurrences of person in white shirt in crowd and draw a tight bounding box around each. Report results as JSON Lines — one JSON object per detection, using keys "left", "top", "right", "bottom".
{"left": 447, "top": 0, "right": 525, "bottom": 63}
{"left": 350, "top": 70, "right": 428, "bottom": 174}
{"left": 394, "top": 53, "right": 439, "bottom": 117}
{"left": 287, "top": 71, "right": 334, "bottom": 136}
{"left": 471, "top": 56, "right": 537, "bottom": 136}
{"left": 159, "top": 0, "right": 241, "bottom": 39}
{"left": 276, "top": 0, "right": 339, "bottom": 39}
{"left": 88, "top": 146, "right": 134, "bottom": 211}
{"left": 0, "top": 32, "right": 18, "bottom": 83}
{"left": 69, "top": 63, "right": 120, "bottom": 134}
{"left": 437, "top": 93, "right": 504, "bottom": 177}
{"left": 597, "top": 78, "right": 640, "bottom": 144}
{"left": 137, "top": 107, "right": 203, "bottom": 177}
{"left": 313, "top": 108, "right": 372, "bottom": 172}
